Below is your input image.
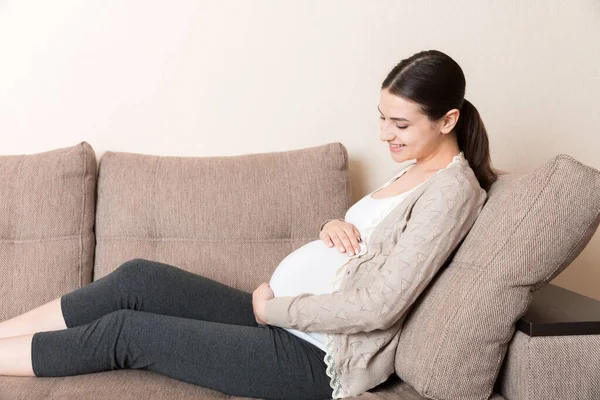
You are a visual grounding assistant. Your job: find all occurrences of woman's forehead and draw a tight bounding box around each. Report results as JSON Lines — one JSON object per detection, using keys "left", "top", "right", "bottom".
{"left": 379, "top": 90, "right": 421, "bottom": 119}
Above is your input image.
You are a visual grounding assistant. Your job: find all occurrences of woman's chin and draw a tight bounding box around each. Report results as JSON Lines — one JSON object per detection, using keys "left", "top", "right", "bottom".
{"left": 390, "top": 151, "right": 408, "bottom": 160}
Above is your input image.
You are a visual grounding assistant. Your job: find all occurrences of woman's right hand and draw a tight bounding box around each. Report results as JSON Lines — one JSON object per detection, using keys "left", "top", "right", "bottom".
{"left": 319, "top": 219, "right": 362, "bottom": 256}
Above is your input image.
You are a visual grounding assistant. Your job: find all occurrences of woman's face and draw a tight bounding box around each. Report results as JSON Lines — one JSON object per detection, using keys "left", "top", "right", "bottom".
{"left": 378, "top": 88, "right": 452, "bottom": 163}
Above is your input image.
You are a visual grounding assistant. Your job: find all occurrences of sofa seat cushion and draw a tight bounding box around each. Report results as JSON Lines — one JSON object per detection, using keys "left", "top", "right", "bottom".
{"left": 0, "top": 369, "right": 507, "bottom": 399}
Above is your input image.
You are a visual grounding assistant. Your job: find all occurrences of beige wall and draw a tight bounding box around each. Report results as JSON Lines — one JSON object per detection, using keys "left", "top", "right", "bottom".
{"left": 1, "top": 1, "right": 599, "bottom": 299}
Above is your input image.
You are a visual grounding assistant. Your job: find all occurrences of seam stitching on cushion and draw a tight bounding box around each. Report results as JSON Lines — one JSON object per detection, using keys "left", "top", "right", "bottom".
{"left": 0, "top": 235, "right": 90, "bottom": 243}
{"left": 14, "top": 156, "right": 27, "bottom": 241}
{"left": 527, "top": 334, "right": 532, "bottom": 400}
{"left": 338, "top": 143, "right": 351, "bottom": 211}
{"left": 153, "top": 157, "right": 160, "bottom": 261}
{"left": 12, "top": 156, "right": 27, "bottom": 274}
{"left": 78, "top": 143, "right": 87, "bottom": 287}
{"left": 283, "top": 152, "right": 293, "bottom": 240}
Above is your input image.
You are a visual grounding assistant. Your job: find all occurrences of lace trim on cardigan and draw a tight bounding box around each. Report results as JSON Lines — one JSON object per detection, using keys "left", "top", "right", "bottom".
{"left": 451, "top": 151, "right": 465, "bottom": 164}
{"left": 323, "top": 261, "right": 350, "bottom": 398}
{"left": 324, "top": 332, "right": 343, "bottom": 398}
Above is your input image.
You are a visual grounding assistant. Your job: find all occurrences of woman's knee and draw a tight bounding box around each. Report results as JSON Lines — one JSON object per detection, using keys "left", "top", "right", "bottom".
{"left": 114, "top": 258, "right": 157, "bottom": 281}
{"left": 106, "top": 258, "right": 154, "bottom": 295}
{"left": 98, "top": 309, "right": 153, "bottom": 369}
{"left": 113, "top": 258, "right": 182, "bottom": 295}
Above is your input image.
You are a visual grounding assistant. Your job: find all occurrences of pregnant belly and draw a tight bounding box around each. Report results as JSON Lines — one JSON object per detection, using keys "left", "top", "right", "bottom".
{"left": 269, "top": 239, "right": 365, "bottom": 297}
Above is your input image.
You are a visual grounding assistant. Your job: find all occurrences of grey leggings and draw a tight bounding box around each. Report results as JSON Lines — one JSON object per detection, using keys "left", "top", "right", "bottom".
{"left": 31, "top": 258, "right": 333, "bottom": 400}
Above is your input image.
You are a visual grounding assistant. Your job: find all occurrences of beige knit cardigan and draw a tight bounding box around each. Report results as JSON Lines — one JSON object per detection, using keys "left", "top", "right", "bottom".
{"left": 265, "top": 155, "right": 488, "bottom": 398}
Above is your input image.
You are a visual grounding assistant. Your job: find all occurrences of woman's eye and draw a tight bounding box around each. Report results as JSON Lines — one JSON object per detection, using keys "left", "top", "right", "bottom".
{"left": 395, "top": 125, "right": 408, "bottom": 129}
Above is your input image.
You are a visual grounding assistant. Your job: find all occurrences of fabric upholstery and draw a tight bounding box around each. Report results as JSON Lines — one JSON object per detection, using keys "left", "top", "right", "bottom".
{"left": 92, "top": 142, "right": 352, "bottom": 292}
{"left": 15, "top": 141, "right": 600, "bottom": 399}
{"left": 0, "top": 141, "right": 96, "bottom": 321}
{"left": 0, "top": 369, "right": 506, "bottom": 400}
{"left": 497, "top": 330, "right": 600, "bottom": 400}
{"left": 394, "top": 154, "right": 600, "bottom": 400}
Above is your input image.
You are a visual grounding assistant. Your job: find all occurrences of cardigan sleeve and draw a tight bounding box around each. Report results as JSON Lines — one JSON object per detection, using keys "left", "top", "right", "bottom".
{"left": 265, "top": 173, "right": 487, "bottom": 334}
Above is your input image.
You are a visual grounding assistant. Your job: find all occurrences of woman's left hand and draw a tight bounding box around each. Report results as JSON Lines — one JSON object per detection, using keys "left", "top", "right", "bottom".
{"left": 252, "top": 282, "right": 275, "bottom": 325}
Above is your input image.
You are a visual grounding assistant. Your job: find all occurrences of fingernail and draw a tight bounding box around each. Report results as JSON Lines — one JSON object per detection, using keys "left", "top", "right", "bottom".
{"left": 349, "top": 251, "right": 354, "bottom": 256}
{"left": 328, "top": 243, "right": 333, "bottom": 247}
{"left": 339, "top": 247, "right": 345, "bottom": 252}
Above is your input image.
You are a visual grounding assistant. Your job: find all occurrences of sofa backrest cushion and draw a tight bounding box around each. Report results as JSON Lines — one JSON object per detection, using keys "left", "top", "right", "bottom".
{"left": 93, "top": 142, "right": 352, "bottom": 292}
{"left": 394, "top": 154, "right": 600, "bottom": 400}
{"left": 0, "top": 142, "right": 97, "bottom": 320}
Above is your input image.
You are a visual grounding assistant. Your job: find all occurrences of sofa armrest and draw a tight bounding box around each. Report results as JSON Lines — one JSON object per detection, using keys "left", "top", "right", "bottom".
{"left": 495, "top": 284, "right": 600, "bottom": 400}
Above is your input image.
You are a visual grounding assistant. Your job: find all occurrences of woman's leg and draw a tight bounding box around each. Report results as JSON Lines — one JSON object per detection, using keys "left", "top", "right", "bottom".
{"left": 0, "top": 258, "right": 258, "bottom": 338}
{"left": 26, "top": 310, "right": 332, "bottom": 400}
{"left": 61, "top": 258, "right": 259, "bottom": 328}
{"left": 0, "top": 334, "right": 34, "bottom": 376}
{"left": 0, "top": 299, "right": 65, "bottom": 338}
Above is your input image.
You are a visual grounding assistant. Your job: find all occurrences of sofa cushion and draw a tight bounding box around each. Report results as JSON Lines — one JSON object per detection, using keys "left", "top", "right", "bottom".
{"left": 0, "top": 141, "right": 97, "bottom": 320}
{"left": 498, "top": 329, "right": 600, "bottom": 400}
{"left": 93, "top": 142, "right": 352, "bottom": 292}
{"left": 0, "top": 369, "right": 508, "bottom": 399}
{"left": 395, "top": 154, "right": 600, "bottom": 400}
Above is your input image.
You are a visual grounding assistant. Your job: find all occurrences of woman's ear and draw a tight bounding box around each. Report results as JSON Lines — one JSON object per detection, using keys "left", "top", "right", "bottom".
{"left": 440, "top": 108, "right": 460, "bottom": 134}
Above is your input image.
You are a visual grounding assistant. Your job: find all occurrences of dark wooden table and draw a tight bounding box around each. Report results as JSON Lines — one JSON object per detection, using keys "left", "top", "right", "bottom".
{"left": 516, "top": 283, "right": 600, "bottom": 336}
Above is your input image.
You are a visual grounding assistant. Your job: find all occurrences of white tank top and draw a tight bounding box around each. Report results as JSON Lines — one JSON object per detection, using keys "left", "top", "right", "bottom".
{"left": 269, "top": 152, "right": 464, "bottom": 350}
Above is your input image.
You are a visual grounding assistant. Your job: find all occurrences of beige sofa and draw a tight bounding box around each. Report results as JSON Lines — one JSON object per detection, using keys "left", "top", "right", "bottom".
{"left": 1, "top": 141, "right": 599, "bottom": 400}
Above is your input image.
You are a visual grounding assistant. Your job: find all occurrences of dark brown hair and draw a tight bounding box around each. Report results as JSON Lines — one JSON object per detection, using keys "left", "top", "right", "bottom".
{"left": 381, "top": 50, "right": 499, "bottom": 191}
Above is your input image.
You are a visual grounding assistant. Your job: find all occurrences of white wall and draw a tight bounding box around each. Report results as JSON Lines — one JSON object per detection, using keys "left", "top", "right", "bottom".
{"left": 1, "top": 0, "right": 599, "bottom": 299}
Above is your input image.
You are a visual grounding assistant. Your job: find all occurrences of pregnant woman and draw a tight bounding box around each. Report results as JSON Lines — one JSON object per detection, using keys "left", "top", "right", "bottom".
{"left": 0, "top": 49, "right": 497, "bottom": 400}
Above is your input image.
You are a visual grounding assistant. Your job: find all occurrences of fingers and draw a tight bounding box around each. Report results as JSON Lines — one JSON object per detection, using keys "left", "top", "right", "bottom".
{"left": 342, "top": 226, "right": 362, "bottom": 255}
{"left": 320, "top": 230, "right": 336, "bottom": 248}
{"left": 319, "top": 221, "right": 362, "bottom": 256}
{"left": 352, "top": 226, "right": 362, "bottom": 243}
{"left": 330, "top": 234, "right": 348, "bottom": 254}
{"left": 328, "top": 230, "right": 360, "bottom": 256}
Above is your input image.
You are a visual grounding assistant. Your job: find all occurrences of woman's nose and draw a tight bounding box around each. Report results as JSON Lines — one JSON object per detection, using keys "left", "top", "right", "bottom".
{"left": 380, "top": 124, "right": 396, "bottom": 139}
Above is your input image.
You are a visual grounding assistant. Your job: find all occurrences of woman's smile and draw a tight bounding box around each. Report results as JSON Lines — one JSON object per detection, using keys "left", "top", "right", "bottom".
{"left": 389, "top": 143, "right": 406, "bottom": 152}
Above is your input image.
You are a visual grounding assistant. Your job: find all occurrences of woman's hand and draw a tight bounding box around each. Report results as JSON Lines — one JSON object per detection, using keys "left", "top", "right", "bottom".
{"left": 320, "top": 219, "right": 362, "bottom": 256}
{"left": 252, "top": 282, "right": 275, "bottom": 325}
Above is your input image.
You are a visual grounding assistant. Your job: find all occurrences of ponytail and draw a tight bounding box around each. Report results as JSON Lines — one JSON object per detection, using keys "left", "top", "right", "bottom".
{"left": 455, "top": 99, "right": 499, "bottom": 191}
